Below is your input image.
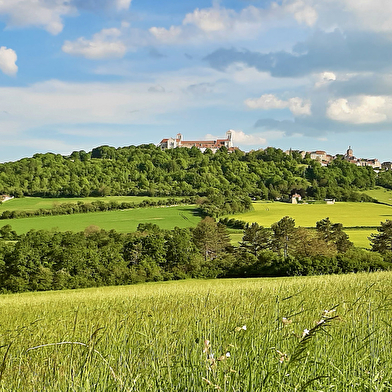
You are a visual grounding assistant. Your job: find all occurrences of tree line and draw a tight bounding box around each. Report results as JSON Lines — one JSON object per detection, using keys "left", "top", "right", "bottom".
{"left": 0, "top": 197, "right": 196, "bottom": 220}
{"left": 0, "top": 216, "right": 391, "bottom": 293}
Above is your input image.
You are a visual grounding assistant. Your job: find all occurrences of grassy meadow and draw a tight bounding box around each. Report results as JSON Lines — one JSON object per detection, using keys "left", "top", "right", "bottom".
{"left": 1, "top": 205, "right": 200, "bottom": 234}
{"left": 225, "top": 200, "right": 392, "bottom": 248}
{"left": 364, "top": 187, "right": 392, "bottom": 205}
{"left": 229, "top": 201, "right": 392, "bottom": 228}
{"left": 0, "top": 196, "right": 183, "bottom": 213}
{"left": 1, "top": 195, "right": 391, "bottom": 247}
{"left": 1, "top": 272, "right": 392, "bottom": 391}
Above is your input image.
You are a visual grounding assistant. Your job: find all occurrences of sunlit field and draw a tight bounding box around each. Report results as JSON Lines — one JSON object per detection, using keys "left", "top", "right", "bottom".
{"left": 228, "top": 201, "right": 392, "bottom": 228}
{"left": 1, "top": 272, "right": 392, "bottom": 391}
{"left": 2, "top": 205, "right": 200, "bottom": 234}
{"left": 364, "top": 187, "right": 392, "bottom": 205}
{"left": 0, "top": 196, "right": 183, "bottom": 213}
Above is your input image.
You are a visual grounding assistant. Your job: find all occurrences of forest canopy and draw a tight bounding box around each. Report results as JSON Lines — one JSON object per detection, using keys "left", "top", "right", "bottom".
{"left": 0, "top": 145, "right": 378, "bottom": 202}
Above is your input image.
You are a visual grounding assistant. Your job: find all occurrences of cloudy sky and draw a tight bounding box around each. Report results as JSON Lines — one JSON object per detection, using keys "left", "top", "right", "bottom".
{"left": 1, "top": 0, "right": 392, "bottom": 162}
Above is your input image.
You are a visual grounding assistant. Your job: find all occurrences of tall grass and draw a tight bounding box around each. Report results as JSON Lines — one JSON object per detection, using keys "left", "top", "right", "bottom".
{"left": 1, "top": 272, "right": 392, "bottom": 390}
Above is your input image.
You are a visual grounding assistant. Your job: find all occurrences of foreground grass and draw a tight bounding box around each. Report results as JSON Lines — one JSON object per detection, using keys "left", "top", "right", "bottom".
{"left": 1, "top": 272, "right": 392, "bottom": 391}
{"left": 3, "top": 205, "right": 200, "bottom": 234}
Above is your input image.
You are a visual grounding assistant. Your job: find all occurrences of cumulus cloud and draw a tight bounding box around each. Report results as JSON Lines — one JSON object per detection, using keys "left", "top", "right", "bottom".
{"left": 115, "top": 0, "right": 132, "bottom": 10}
{"left": 327, "top": 96, "right": 389, "bottom": 124}
{"left": 0, "top": 0, "right": 75, "bottom": 34}
{"left": 149, "top": 26, "right": 183, "bottom": 45}
{"left": 229, "top": 130, "right": 267, "bottom": 145}
{"left": 183, "top": 7, "right": 232, "bottom": 32}
{"left": 0, "top": 0, "right": 132, "bottom": 35}
{"left": 0, "top": 47, "right": 18, "bottom": 76}
{"left": 149, "top": 1, "right": 317, "bottom": 45}
{"left": 245, "top": 94, "right": 312, "bottom": 116}
{"left": 283, "top": 0, "right": 318, "bottom": 26}
{"left": 315, "top": 71, "right": 336, "bottom": 87}
{"left": 62, "top": 28, "right": 127, "bottom": 59}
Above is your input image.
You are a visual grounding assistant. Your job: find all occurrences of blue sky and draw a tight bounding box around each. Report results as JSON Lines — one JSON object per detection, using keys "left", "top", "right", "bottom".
{"left": 1, "top": 0, "right": 392, "bottom": 162}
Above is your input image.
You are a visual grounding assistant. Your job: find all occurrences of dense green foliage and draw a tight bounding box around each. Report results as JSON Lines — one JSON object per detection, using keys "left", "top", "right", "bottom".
{"left": 1, "top": 216, "right": 390, "bottom": 293}
{"left": 0, "top": 145, "right": 376, "bottom": 202}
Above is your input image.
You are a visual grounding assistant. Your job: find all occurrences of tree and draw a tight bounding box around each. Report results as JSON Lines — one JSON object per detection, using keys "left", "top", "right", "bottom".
{"left": 0, "top": 224, "right": 18, "bottom": 240}
{"left": 370, "top": 220, "right": 392, "bottom": 254}
{"left": 316, "top": 217, "right": 353, "bottom": 253}
{"left": 271, "top": 216, "right": 296, "bottom": 258}
{"left": 193, "top": 217, "right": 230, "bottom": 260}
{"left": 293, "top": 227, "right": 336, "bottom": 258}
{"left": 240, "top": 222, "right": 271, "bottom": 257}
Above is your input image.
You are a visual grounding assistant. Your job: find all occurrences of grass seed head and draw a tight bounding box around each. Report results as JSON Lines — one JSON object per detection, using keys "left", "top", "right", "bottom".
{"left": 203, "top": 339, "right": 210, "bottom": 353}
{"left": 235, "top": 325, "right": 247, "bottom": 331}
{"left": 282, "top": 317, "right": 292, "bottom": 326}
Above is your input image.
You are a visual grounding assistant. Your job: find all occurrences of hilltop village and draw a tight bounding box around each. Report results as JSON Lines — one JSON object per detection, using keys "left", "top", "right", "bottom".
{"left": 159, "top": 131, "right": 388, "bottom": 170}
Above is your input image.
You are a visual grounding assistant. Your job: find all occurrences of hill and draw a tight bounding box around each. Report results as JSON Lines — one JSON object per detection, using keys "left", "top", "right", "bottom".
{"left": 0, "top": 145, "right": 377, "bottom": 205}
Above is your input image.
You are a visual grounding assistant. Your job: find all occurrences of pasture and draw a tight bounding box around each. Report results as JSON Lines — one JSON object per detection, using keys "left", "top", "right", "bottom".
{"left": 2, "top": 205, "right": 200, "bottom": 234}
{"left": 364, "top": 187, "right": 392, "bottom": 205}
{"left": 229, "top": 201, "right": 392, "bottom": 228}
{"left": 0, "top": 195, "right": 183, "bottom": 213}
{"left": 1, "top": 272, "right": 391, "bottom": 391}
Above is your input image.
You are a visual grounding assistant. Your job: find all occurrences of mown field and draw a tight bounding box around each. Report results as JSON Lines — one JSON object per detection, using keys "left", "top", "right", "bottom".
{"left": 2, "top": 195, "right": 392, "bottom": 247}
{"left": 230, "top": 201, "right": 392, "bottom": 228}
{"left": 226, "top": 201, "right": 392, "bottom": 248}
{"left": 364, "top": 187, "right": 392, "bottom": 205}
{"left": 2, "top": 205, "right": 200, "bottom": 234}
{"left": 0, "top": 196, "right": 183, "bottom": 213}
{"left": 1, "top": 272, "right": 391, "bottom": 391}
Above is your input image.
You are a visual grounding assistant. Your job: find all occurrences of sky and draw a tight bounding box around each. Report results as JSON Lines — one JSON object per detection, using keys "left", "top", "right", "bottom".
{"left": 1, "top": 0, "right": 392, "bottom": 163}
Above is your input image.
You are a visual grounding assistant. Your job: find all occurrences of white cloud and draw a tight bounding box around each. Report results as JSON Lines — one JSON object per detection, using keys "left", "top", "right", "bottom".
{"left": 183, "top": 7, "right": 232, "bottom": 32}
{"left": 0, "top": 72, "right": 226, "bottom": 136}
{"left": 115, "top": 0, "right": 132, "bottom": 11}
{"left": 230, "top": 130, "right": 267, "bottom": 145}
{"left": 149, "top": 26, "right": 183, "bottom": 45}
{"left": 327, "top": 96, "right": 389, "bottom": 124}
{"left": 282, "top": 0, "right": 318, "bottom": 27}
{"left": 245, "top": 94, "right": 312, "bottom": 116}
{"left": 150, "top": 1, "right": 318, "bottom": 45}
{"left": 62, "top": 28, "right": 127, "bottom": 59}
{"left": 335, "top": 0, "right": 392, "bottom": 32}
{"left": 0, "top": 0, "right": 75, "bottom": 35}
{"left": 288, "top": 97, "right": 312, "bottom": 116}
{"left": 205, "top": 130, "right": 267, "bottom": 146}
{"left": 315, "top": 71, "right": 336, "bottom": 87}
{"left": 0, "top": 47, "right": 18, "bottom": 76}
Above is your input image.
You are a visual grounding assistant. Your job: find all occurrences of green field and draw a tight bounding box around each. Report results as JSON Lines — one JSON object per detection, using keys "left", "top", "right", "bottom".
{"left": 228, "top": 201, "right": 392, "bottom": 228}
{"left": 344, "top": 228, "right": 377, "bottom": 249}
{"left": 1, "top": 272, "right": 391, "bottom": 391}
{"left": 364, "top": 187, "right": 392, "bottom": 205}
{"left": 2, "top": 205, "right": 200, "bottom": 234}
{"left": 0, "top": 195, "right": 183, "bottom": 213}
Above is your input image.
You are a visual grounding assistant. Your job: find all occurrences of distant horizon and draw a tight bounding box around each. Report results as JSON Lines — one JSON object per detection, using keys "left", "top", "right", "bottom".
{"left": 1, "top": 0, "right": 392, "bottom": 163}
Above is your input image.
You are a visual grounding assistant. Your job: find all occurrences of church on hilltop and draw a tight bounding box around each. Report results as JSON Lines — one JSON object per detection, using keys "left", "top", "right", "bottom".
{"left": 343, "top": 146, "right": 381, "bottom": 169}
{"left": 158, "top": 130, "right": 236, "bottom": 153}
